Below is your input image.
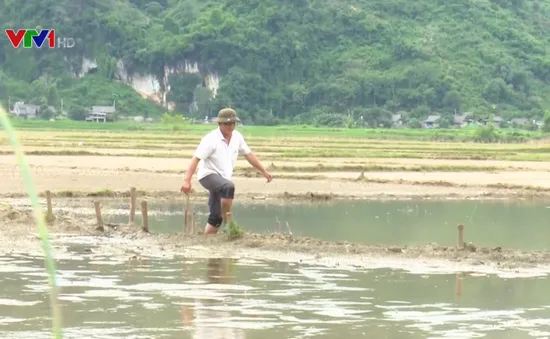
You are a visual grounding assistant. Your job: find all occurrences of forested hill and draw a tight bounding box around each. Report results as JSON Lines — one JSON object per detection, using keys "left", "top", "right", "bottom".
{"left": 1, "top": 0, "right": 550, "bottom": 125}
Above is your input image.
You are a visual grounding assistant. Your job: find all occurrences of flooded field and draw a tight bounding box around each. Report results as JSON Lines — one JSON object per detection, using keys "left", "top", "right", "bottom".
{"left": 2, "top": 247, "right": 550, "bottom": 338}
{"left": 2, "top": 196, "right": 550, "bottom": 337}
{"left": 92, "top": 199, "right": 550, "bottom": 251}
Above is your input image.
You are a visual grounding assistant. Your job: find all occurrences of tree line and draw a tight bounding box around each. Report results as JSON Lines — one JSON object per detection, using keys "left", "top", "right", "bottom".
{"left": 1, "top": 0, "right": 550, "bottom": 125}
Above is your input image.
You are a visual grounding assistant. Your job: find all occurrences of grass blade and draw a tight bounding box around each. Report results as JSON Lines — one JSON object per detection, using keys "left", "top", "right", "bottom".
{"left": 0, "top": 107, "right": 63, "bottom": 338}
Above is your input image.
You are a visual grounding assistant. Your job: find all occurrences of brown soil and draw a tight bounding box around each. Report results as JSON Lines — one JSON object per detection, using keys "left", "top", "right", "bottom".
{"left": 156, "top": 231, "right": 550, "bottom": 271}
{"left": 1, "top": 135, "right": 549, "bottom": 273}
{"left": 0, "top": 204, "right": 99, "bottom": 236}
{"left": 1, "top": 155, "right": 550, "bottom": 201}
{"left": 2, "top": 204, "right": 549, "bottom": 274}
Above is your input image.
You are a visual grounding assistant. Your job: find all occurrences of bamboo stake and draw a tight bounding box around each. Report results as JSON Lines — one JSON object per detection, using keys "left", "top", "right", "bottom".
{"left": 141, "top": 200, "right": 149, "bottom": 233}
{"left": 457, "top": 224, "right": 464, "bottom": 249}
{"left": 129, "top": 187, "right": 136, "bottom": 225}
{"left": 45, "top": 190, "right": 55, "bottom": 223}
{"left": 94, "top": 201, "right": 104, "bottom": 232}
{"left": 184, "top": 192, "right": 191, "bottom": 234}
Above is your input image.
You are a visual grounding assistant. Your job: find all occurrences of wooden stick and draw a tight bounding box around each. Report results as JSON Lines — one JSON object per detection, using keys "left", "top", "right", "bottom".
{"left": 191, "top": 211, "right": 196, "bottom": 234}
{"left": 222, "top": 203, "right": 230, "bottom": 226}
{"left": 286, "top": 221, "right": 293, "bottom": 236}
{"left": 275, "top": 217, "right": 281, "bottom": 233}
{"left": 457, "top": 224, "right": 464, "bottom": 249}
{"left": 141, "top": 200, "right": 149, "bottom": 233}
{"left": 94, "top": 201, "right": 104, "bottom": 231}
{"left": 225, "top": 212, "right": 232, "bottom": 225}
{"left": 455, "top": 272, "right": 463, "bottom": 297}
{"left": 129, "top": 187, "right": 136, "bottom": 225}
{"left": 45, "top": 190, "right": 55, "bottom": 223}
{"left": 184, "top": 192, "right": 190, "bottom": 234}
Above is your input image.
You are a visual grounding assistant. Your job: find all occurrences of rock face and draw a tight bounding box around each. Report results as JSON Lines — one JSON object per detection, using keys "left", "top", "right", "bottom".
{"left": 75, "top": 57, "right": 220, "bottom": 111}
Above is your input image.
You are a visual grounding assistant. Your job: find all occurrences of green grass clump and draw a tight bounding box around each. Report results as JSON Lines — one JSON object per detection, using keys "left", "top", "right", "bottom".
{"left": 226, "top": 220, "right": 244, "bottom": 240}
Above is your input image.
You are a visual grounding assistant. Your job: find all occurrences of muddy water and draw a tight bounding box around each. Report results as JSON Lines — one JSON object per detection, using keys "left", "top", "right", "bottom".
{"left": 107, "top": 199, "right": 550, "bottom": 251}
{"left": 1, "top": 251, "right": 550, "bottom": 338}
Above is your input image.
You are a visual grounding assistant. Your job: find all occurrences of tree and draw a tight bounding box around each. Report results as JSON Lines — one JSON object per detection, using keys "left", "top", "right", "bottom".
{"left": 2, "top": 0, "right": 550, "bottom": 123}
{"left": 542, "top": 111, "right": 550, "bottom": 133}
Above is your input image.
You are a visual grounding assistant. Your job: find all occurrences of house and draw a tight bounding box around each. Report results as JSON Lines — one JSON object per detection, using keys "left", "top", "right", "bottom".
{"left": 85, "top": 104, "right": 115, "bottom": 122}
{"left": 492, "top": 116, "right": 504, "bottom": 126}
{"left": 391, "top": 114, "right": 403, "bottom": 127}
{"left": 11, "top": 102, "right": 40, "bottom": 119}
{"left": 422, "top": 115, "right": 440, "bottom": 128}
{"left": 475, "top": 115, "right": 503, "bottom": 126}
{"left": 453, "top": 114, "right": 473, "bottom": 128}
{"left": 510, "top": 118, "right": 528, "bottom": 127}
{"left": 85, "top": 112, "right": 107, "bottom": 122}
{"left": 508, "top": 118, "right": 542, "bottom": 129}
{"left": 90, "top": 105, "right": 115, "bottom": 116}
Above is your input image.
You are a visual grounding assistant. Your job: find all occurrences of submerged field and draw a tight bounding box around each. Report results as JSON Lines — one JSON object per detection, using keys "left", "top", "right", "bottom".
{"left": 4, "top": 121, "right": 550, "bottom": 337}
{"left": 2, "top": 121, "right": 550, "bottom": 261}
{"left": 1, "top": 122, "right": 550, "bottom": 199}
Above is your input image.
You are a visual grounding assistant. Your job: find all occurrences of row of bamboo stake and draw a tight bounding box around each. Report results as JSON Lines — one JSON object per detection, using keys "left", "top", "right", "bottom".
{"left": 43, "top": 187, "right": 196, "bottom": 234}
{"left": 42, "top": 189, "right": 468, "bottom": 248}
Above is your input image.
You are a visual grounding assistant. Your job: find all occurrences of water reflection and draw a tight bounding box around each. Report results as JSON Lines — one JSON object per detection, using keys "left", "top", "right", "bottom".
{"left": 1, "top": 252, "right": 550, "bottom": 337}
{"left": 183, "top": 258, "right": 246, "bottom": 338}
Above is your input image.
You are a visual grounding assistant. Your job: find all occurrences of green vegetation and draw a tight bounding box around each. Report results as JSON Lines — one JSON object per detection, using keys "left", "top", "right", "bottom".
{"left": 0, "top": 107, "right": 62, "bottom": 338}
{"left": 226, "top": 220, "right": 244, "bottom": 240}
{"left": 7, "top": 117, "right": 544, "bottom": 143}
{"left": 2, "top": 0, "right": 550, "bottom": 124}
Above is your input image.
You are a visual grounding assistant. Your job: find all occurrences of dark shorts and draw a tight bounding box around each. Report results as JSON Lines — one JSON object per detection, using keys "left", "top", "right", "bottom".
{"left": 198, "top": 173, "right": 235, "bottom": 227}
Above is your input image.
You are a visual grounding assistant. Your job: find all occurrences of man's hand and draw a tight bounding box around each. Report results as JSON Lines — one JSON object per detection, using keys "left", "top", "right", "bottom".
{"left": 263, "top": 170, "right": 273, "bottom": 183}
{"left": 243, "top": 152, "right": 272, "bottom": 183}
{"left": 181, "top": 156, "right": 200, "bottom": 194}
{"left": 181, "top": 180, "right": 192, "bottom": 193}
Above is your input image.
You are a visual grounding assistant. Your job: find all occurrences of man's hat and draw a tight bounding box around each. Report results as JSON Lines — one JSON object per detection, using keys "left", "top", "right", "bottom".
{"left": 216, "top": 108, "right": 240, "bottom": 123}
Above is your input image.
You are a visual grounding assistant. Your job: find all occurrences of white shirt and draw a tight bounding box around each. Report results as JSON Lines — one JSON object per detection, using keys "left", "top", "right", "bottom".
{"left": 195, "top": 128, "right": 251, "bottom": 180}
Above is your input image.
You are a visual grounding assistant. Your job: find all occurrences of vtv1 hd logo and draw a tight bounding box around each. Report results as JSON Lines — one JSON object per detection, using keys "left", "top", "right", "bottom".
{"left": 5, "top": 29, "right": 75, "bottom": 48}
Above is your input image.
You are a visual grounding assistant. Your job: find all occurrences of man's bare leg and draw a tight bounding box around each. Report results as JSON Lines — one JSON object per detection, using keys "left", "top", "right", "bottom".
{"left": 204, "top": 223, "right": 219, "bottom": 235}
{"left": 204, "top": 199, "right": 232, "bottom": 237}
{"left": 221, "top": 198, "right": 233, "bottom": 225}
{"left": 204, "top": 199, "right": 230, "bottom": 236}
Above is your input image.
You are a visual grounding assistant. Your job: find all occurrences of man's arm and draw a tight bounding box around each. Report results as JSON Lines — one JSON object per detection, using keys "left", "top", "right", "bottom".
{"left": 184, "top": 136, "right": 213, "bottom": 183}
{"left": 240, "top": 136, "right": 272, "bottom": 182}
{"left": 183, "top": 156, "right": 200, "bottom": 183}
{"left": 244, "top": 152, "right": 268, "bottom": 174}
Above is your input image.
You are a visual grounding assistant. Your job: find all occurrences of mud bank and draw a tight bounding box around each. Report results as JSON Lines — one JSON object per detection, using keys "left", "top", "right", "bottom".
{"left": 2, "top": 205, "right": 550, "bottom": 277}
{"left": 3, "top": 187, "right": 550, "bottom": 204}
{"left": 153, "top": 232, "right": 550, "bottom": 272}
{"left": 4, "top": 155, "right": 550, "bottom": 201}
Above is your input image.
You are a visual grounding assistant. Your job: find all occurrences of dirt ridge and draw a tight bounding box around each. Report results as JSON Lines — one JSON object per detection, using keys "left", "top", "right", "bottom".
{"left": 2, "top": 205, "right": 548, "bottom": 271}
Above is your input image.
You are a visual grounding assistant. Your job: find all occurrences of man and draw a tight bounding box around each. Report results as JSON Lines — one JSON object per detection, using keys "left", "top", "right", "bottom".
{"left": 181, "top": 108, "right": 272, "bottom": 235}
